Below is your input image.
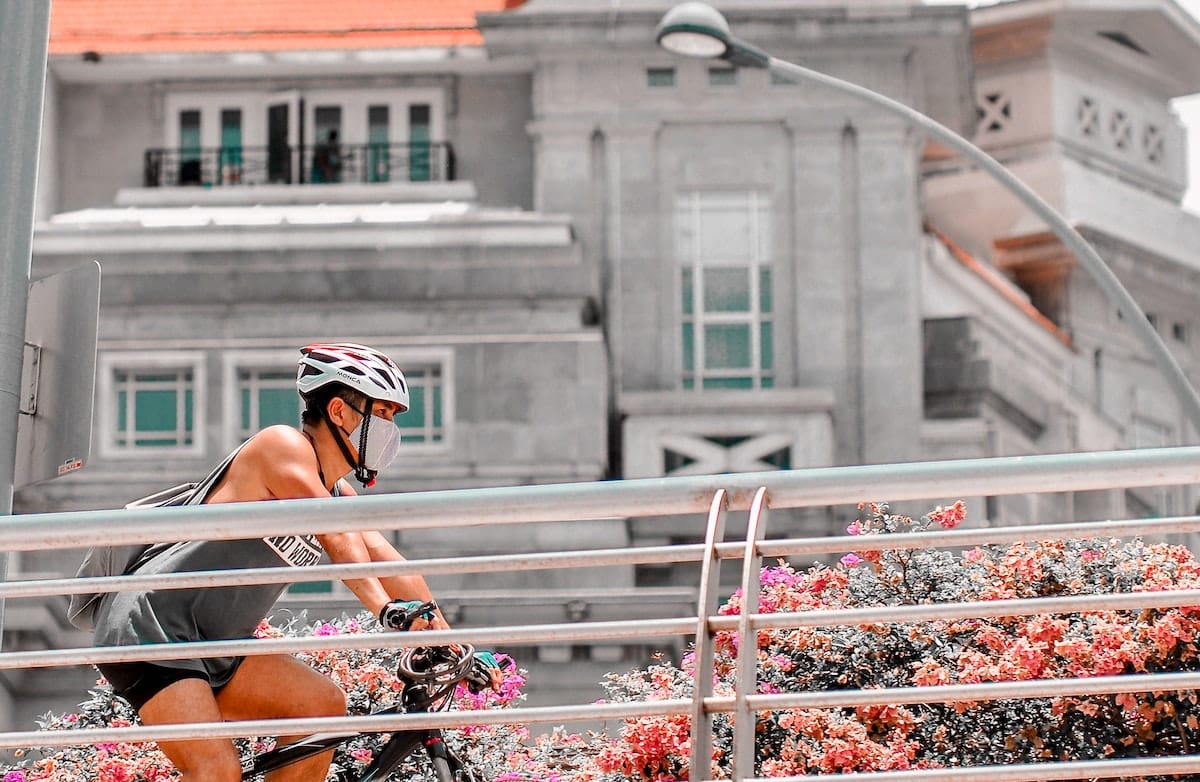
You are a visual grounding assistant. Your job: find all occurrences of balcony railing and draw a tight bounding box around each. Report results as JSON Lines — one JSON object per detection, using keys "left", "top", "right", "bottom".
{"left": 3, "top": 447, "right": 1200, "bottom": 782}
{"left": 142, "top": 142, "right": 456, "bottom": 188}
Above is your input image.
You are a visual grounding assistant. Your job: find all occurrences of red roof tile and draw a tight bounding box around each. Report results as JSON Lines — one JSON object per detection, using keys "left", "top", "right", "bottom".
{"left": 49, "top": 0, "right": 523, "bottom": 55}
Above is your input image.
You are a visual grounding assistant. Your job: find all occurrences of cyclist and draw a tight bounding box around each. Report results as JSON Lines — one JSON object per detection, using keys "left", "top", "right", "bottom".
{"left": 92, "top": 342, "right": 489, "bottom": 782}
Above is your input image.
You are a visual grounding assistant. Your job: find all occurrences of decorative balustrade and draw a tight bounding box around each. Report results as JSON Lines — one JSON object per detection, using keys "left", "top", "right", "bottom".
{"left": 142, "top": 141, "right": 455, "bottom": 188}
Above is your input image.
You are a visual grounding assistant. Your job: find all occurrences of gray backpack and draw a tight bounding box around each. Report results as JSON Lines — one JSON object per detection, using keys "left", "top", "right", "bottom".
{"left": 66, "top": 444, "right": 245, "bottom": 632}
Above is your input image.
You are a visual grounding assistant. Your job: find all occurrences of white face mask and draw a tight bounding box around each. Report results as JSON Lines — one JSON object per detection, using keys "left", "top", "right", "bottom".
{"left": 348, "top": 414, "right": 402, "bottom": 472}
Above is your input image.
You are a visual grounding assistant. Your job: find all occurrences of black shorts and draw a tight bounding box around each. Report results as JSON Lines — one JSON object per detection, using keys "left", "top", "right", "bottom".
{"left": 96, "top": 661, "right": 229, "bottom": 712}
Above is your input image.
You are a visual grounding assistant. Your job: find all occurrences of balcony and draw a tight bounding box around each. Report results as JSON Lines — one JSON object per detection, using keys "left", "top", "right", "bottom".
{"left": 143, "top": 141, "right": 456, "bottom": 188}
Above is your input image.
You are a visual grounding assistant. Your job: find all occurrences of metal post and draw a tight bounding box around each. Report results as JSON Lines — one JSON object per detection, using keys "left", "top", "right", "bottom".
{"left": 0, "top": 3, "right": 52, "bottom": 639}
{"left": 732, "top": 487, "right": 769, "bottom": 780}
{"left": 690, "top": 489, "right": 729, "bottom": 779}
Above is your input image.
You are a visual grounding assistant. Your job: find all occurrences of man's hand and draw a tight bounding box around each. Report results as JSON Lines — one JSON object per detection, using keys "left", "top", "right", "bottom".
{"left": 465, "top": 650, "right": 506, "bottom": 694}
{"left": 379, "top": 599, "right": 438, "bottom": 631}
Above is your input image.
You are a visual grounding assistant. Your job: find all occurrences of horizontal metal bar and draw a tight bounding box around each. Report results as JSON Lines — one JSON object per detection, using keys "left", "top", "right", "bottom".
{"left": 10, "top": 513, "right": 1200, "bottom": 612}
{"left": 0, "top": 697, "right": 693, "bottom": 750}
{"left": 19, "top": 582, "right": 1200, "bottom": 672}
{"left": 756, "top": 513, "right": 1200, "bottom": 558}
{"left": 10, "top": 512, "right": 1200, "bottom": 603}
{"left": 0, "top": 618, "right": 697, "bottom": 670}
{"left": 715, "top": 670, "right": 1200, "bottom": 711}
{"left": 704, "top": 587, "right": 1200, "bottom": 632}
{"left": 3, "top": 446, "right": 1197, "bottom": 553}
{"left": 0, "top": 543, "right": 709, "bottom": 600}
{"left": 9, "top": 669, "right": 1200, "bottom": 756}
{"left": 737, "top": 754, "right": 1200, "bottom": 782}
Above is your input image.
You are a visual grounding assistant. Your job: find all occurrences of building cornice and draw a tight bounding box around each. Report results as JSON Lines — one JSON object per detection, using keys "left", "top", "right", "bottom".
{"left": 48, "top": 45, "right": 531, "bottom": 84}
{"left": 971, "top": 0, "right": 1200, "bottom": 96}
{"left": 34, "top": 203, "right": 574, "bottom": 255}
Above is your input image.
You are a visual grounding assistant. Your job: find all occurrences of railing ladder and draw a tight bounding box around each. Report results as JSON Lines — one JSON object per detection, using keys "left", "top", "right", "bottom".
{"left": 689, "top": 489, "right": 729, "bottom": 779}
{"left": 732, "top": 486, "right": 770, "bottom": 780}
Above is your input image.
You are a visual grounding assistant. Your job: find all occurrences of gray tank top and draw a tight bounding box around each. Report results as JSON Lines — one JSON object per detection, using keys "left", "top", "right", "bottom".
{"left": 92, "top": 483, "right": 338, "bottom": 685}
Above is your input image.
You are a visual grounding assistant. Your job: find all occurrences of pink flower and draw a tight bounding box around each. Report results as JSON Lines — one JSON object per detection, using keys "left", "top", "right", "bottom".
{"left": 846, "top": 521, "right": 863, "bottom": 536}
{"left": 841, "top": 553, "right": 863, "bottom": 568}
{"left": 929, "top": 501, "right": 967, "bottom": 529}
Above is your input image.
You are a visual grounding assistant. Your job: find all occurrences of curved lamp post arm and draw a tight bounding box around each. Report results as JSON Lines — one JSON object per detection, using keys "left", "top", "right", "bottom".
{"left": 657, "top": 2, "right": 1200, "bottom": 436}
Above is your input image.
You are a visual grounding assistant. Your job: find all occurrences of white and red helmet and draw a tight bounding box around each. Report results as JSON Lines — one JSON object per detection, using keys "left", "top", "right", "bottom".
{"left": 297, "top": 342, "right": 409, "bottom": 411}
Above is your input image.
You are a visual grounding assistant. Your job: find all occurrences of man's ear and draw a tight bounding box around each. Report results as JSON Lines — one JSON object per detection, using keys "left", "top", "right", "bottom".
{"left": 325, "top": 396, "right": 350, "bottom": 428}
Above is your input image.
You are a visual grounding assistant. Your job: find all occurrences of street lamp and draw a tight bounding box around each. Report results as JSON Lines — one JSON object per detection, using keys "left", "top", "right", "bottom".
{"left": 655, "top": 1, "right": 1200, "bottom": 435}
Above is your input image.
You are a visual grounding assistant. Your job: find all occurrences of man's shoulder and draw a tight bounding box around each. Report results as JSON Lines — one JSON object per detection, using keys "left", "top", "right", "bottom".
{"left": 240, "top": 426, "right": 314, "bottom": 469}
{"left": 236, "top": 425, "right": 325, "bottom": 499}
{"left": 250, "top": 424, "right": 307, "bottom": 449}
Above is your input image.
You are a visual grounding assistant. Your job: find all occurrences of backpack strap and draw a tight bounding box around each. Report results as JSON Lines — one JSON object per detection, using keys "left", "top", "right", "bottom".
{"left": 184, "top": 441, "right": 248, "bottom": 506}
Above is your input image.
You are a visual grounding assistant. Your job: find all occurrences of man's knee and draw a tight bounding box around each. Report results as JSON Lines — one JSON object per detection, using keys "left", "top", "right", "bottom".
{"left": 302, "top": 677, "right": 346, "bottom": 718}
{"left": 321, "top": 681, "right": 347, "bottom": 716}
{"left": 172, "top": 745, "right": 243, "bottom": 782}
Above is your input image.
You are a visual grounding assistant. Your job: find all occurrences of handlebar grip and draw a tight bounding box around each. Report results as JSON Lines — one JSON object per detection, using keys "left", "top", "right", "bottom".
{"left": 464, "top": 651, "right": 507, "bottom": 693}
{"left": 379, "top": 599, "right": 438, "bottom": 631}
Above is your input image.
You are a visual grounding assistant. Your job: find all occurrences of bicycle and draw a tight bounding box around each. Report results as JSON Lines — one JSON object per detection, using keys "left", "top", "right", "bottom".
{"left": 242, "top": 602, "right": 499, "bottom": 782}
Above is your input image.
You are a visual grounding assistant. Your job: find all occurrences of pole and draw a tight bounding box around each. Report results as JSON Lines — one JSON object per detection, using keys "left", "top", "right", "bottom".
{"left": 0, "top": 3, "right": 53, "bottom": 637}
{"left": 761, "top": 54, "right": 1200, "bottom": 438}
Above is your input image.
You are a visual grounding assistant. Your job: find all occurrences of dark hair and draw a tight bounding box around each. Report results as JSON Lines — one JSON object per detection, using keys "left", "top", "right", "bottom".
{"left": 300, "top": 383, "right": 368, "bottom": 427}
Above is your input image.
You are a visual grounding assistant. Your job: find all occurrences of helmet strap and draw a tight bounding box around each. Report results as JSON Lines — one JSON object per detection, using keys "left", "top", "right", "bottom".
{"left": 356, "top": 410, "right": 376, "bottom": 487}
{"left": 321, "top": 404, "right": 377, "bottom": 488}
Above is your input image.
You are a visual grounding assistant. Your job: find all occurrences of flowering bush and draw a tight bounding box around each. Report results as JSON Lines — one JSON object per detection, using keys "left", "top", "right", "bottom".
{"left": 6, "top": 500, "right": 1200, "bottom": 780}
{"left": 585, "top": 500, "right": 1200, "bottom": 780}
{"left": 1, "top": 613, "right": 533, "bottom": 782}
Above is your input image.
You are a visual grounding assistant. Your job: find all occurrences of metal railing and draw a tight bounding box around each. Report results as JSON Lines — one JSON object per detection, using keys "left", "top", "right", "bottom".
{"left": 142, "top": 141, "right": 456, "bottom": 188}
{"left": 2, "top": 446, "right": 1200, "bottom": 781}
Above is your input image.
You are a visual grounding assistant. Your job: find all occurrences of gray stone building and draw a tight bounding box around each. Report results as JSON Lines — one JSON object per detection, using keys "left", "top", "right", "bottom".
{"left": 7, "top": 0, "right": 1200, "bottom": 727}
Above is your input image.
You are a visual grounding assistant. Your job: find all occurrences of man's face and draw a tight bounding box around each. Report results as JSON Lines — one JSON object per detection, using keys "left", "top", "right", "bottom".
{"left": 331, "top": 396, "right": 402, "bottom": 428}
{"left": 368, "top": 400, "right": 404, "bottom": 423}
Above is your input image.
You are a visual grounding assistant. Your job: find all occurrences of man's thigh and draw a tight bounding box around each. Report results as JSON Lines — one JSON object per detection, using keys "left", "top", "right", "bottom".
{"left": 216, "top": 654, "right": 346, "bottom": 722}
{"left": 139, "top": 676, "right": 242, "bottom": 775}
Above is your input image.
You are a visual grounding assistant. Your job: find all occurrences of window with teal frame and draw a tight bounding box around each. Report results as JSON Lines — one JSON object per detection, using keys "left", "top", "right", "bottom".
{"left": 113, "top": 369, "right": 195, "bottom": 449}
{"left": 179, "top": 110, "right": 201, "bottom": 164}
{"left": 367, "top": 105, "right": 390, "bottom": 183}
{"left": 219, "top": 108, "right": 242, "bottom": 182}
{"left": 238, "top": 369, "right": 300, "bottom": 441}
{"left": 397, "top": 364, "right": 444, "bottom": 444}
{"left": 409, "top": 104, "right": 431, "bottom": 182}
{"left": 676, "top": 191, "right": 774, "bottom": 390}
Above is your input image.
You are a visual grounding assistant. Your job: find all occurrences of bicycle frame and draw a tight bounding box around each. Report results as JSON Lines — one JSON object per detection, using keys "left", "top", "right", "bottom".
{"left": 242, "top": 648, "right": 477, "bottom": 782}
{"left": 242, "top": 710, "right": 465, "bottom": 781}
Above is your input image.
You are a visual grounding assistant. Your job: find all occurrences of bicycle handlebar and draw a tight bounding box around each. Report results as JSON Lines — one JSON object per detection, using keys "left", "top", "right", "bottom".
{"left": 397, "top": 644, "right": 475, "bottom": 687}
{"left": 380, "top": 599, "right": 439, "bottom": 631}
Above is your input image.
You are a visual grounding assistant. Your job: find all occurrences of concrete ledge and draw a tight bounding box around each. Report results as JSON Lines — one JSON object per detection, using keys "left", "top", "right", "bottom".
{"left": 620, "top": 388, "right": 835, "bottom": 417}
{"left": 114, "top": 180, "right": 479, "bottom": 207}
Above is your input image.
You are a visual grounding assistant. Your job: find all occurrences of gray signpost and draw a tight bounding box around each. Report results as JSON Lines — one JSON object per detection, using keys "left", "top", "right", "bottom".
{"left": 0, "top": 4, "right": 52, "bottom": 517}
{"left": 0, "top": 5, "right": 104, "bottom": 644}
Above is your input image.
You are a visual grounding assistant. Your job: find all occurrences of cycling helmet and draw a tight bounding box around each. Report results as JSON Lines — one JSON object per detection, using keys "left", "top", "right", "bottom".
{"left": 297, "top": 343, "right": 409, "bottom": 488}
{"left": 297, "top": 342, "right": 409, "bottom": 411}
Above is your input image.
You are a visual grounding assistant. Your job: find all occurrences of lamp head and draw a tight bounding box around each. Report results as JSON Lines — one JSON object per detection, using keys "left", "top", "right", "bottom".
{"left": 655, "top": 2, "right": 770, "bottom": 69}
{"left": 655, "top": 2, "right": 732, "bottom": 59}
